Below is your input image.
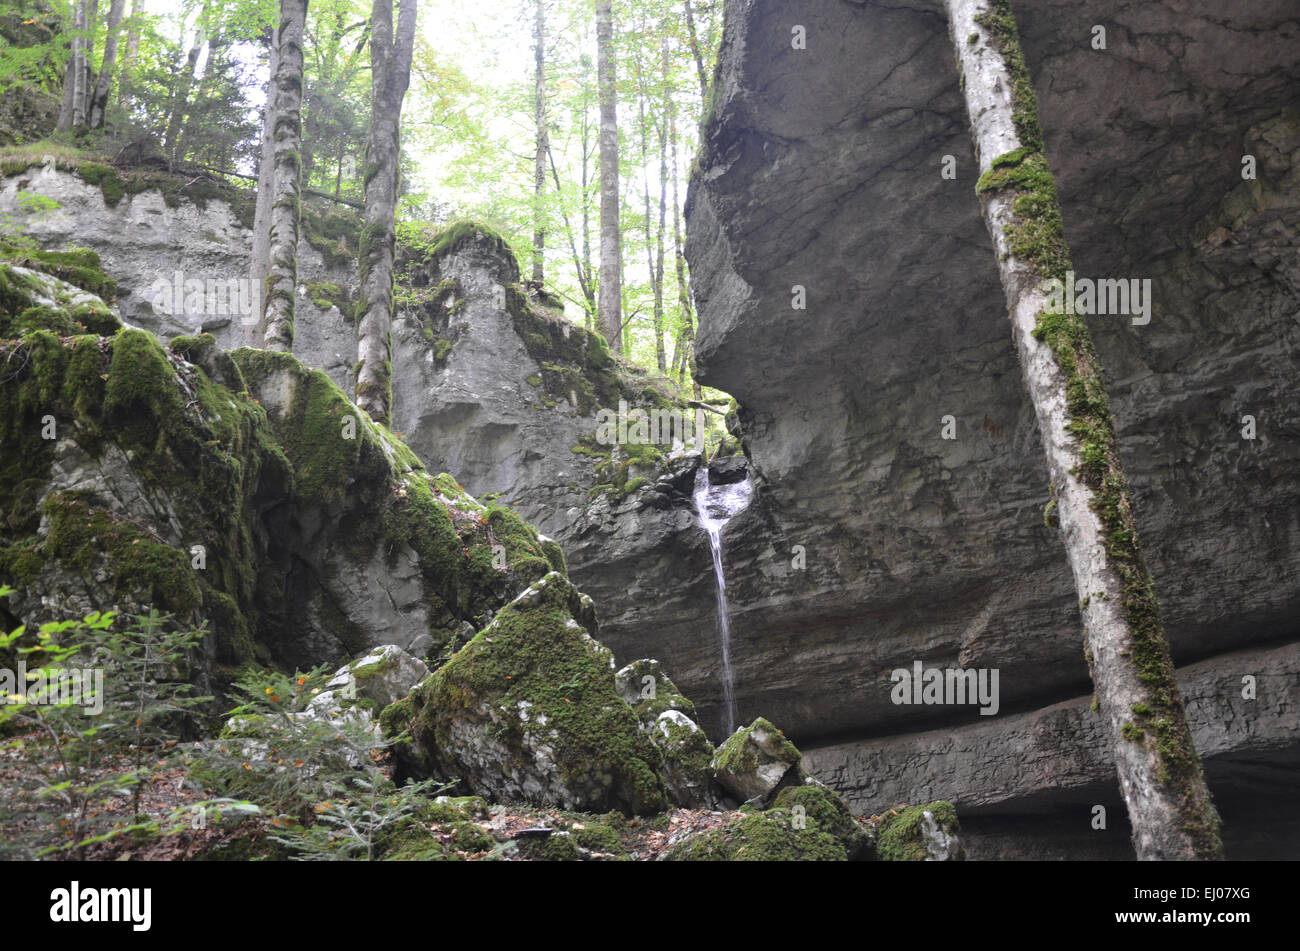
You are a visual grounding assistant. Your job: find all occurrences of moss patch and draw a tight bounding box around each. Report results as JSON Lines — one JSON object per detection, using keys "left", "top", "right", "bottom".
{"left": 877, "top": 801, "right": 960, "bottom": 862}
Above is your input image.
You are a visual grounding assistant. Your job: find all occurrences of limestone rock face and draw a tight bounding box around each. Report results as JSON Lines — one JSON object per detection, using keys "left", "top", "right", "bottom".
{"left": 0, "top": 167, "right": 357, "bottom": 390}
{"left": 0, "top": 290, "right": 557, "bottom": 686}
{"left": 685, "top": 0, "right": 1300, "bottom": 855}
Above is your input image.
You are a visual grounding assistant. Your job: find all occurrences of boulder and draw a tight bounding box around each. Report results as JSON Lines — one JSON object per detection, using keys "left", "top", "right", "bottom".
{"left": 615, "top": 658, "right": 698, "bottom": 727}
{"left": 711, "top": 716, "right": 804, "bottom": 806}
{"left": 665, "top": 808, "right": 846, "bottom": 862}
{"left": 877, "top": 802, "right": 965, "bottom": 862}
{"left": 405, "top": 572, "right": 669, "bottom": 816}
{"left": 650, "top": 710, "right": 714, "bottom": 809}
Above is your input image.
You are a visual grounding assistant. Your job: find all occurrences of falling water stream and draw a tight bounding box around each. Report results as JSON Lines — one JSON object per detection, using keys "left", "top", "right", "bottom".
{"left": 692, "top": 466, "right": 754, "bottom": 738}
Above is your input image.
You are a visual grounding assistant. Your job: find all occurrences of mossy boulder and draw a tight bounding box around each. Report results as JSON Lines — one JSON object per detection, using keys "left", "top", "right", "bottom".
{"left": 407, "top": 571, "right": 669, "bottom": 816}
{"left": 615, "top": 658, "right": 699, "bottom": 727}
{"left": 650, "top": 710, "right": 715, "bottom": 809}
{"left": 772, "top": 781, "right": 873, "bottom": 860}
{"left": 0, "top": 263, "right": 120, "bottom": 337}
{"left": 319, "top": 644, "right": 430, "bottom": 710}
{"left": 711, "top": 716, "right": 806, "bottom": 805}
{"left": 665, "top": 808, "right": 847, "bottom": 862}
{"left": 876, "top": 801, "right": 964, "bottom": 862}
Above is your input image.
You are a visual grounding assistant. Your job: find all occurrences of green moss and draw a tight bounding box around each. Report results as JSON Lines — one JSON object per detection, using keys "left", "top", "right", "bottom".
{"left": 667, "top": 809, "right": 846, "bottom": 862}
{"left": 410, "top": 573, "right": 668, "bottom": 816}
{"left": 877, "top": 801, "right": 960, "bottom": 862}
{"left": 304, "top": 281, "right": 351, "bottom": 317}
{"left": 378, "top": 695, "right": 414, "bottom": 737}
{"left": 1121, "top": 721, "right": 1145, "bottom": 742}
{"left": 518, "top": 832, "right": 582, "bottom": 861}
{"left": 772, "top": 784, "right": 869, "bottom": 858}
{"left": 0, "top": 244, "right": 118, "bottom": 304}
{"left": 539, "top": 538, "right": 567, "bottom": 576}
{"left": 43, "top": 492, "right": 202, "bottom": 614}
{"left": 713, "top": 716, "right": 802, "bottom": 779}
{"left": 74, "top": 162, "right": 127, "bottom": 206}
{"left": 972, "top": 2, "right": 1044, "bottom": 152}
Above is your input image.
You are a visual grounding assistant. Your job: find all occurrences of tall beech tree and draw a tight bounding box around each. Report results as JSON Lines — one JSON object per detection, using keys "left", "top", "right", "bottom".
{"left": 945, "top": 0, "right": 1222, "bottom": 859}
{"left": 260, "top": 0, "right": 308, "bottom": 352}
{"left": 55, "top": 0, "right": 90, "bottom": 131}
{"left": 86, "top": 0, "right": 126, "bottom": 128}
{"left": 595, "top": 0, "right": 621, "bottom": 352}
{"left": 532, "top": 0, "right": 548, "bottom": 284}
{"left": 354, "top": 0, "right": 417, "bottom": 425}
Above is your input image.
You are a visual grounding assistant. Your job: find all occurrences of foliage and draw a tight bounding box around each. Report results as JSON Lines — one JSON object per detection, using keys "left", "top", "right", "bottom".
{"left": 193, "top": 661, "right": 452, "bottom": 860}
{"left": 0, "top": 591, "right": 219, "bottom": 859}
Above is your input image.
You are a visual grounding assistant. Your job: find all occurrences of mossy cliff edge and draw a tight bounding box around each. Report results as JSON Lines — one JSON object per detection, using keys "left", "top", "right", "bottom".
{"left": 0, "top": 266, "right": 563, "bottom": 688}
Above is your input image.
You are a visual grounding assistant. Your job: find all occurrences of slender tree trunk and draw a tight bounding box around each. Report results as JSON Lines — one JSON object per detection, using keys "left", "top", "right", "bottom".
{"left": 581, "top": 74, "right": 595, "bottom": 329}
{"left": 669, "top": 107, "right": 696, "bottom": 385}
{"left": 77, "top": 0, "right": 97, "bottom": 127}
{"left": 532, "top": 0, "right": 547, "bottom": 284}
{"left": 56, "top": 1, "right": 86, "bottom": 132}
{"left": 117, "top": 0, "right": 141, "bottom": 107}
{"left": 683, "top": 0, "right": 707, "bottom": 98}
{"left": 595, "top": 0, "right": 621, "bottom": 352}
{"left": 261, "top": 0, "right": 309, "bottom": 353}
{"left": 179, "top": 32, "right": 226, "bottom": 160}
{"left": 252, "top": 28, "right": 281, "bottom": 338}
{"left": 636, "top": 69, "right": 659, "bottom": 366}
{"left": 164, "top": 15, "right": 207, "bottom": 165}
{"left": 87, "top": 0, "right": 127, "bottom": 128}
{"left": 652, "top": 36, "right": 670, "bottom": 373}
{"left": 547, "top": 144, "right": 595, "bottom": 317}
{"left": 355, "top": 0, "right": 417, "bottom": 425}
{"left": 946, "top": 0, "right": 1222, "bottom": 860}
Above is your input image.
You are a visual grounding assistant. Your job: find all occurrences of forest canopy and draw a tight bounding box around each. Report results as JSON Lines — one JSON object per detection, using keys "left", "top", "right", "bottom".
{"left": 0, "top": 0, "right": 723, "bottom": 381}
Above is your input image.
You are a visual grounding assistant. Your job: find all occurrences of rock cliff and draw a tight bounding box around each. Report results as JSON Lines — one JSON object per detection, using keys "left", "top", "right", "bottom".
{"left": 685, "top": 0, "right": 1300, "bottom": 857}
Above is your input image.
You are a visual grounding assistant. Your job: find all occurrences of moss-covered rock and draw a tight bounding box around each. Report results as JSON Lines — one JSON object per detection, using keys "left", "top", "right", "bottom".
{"left": 711, "top": 716, "right": 805, "bottom": 805}
{"left": 876, "top": 801, "right": 964, "bottom": 861}
{"left": 407, "top": 572, "right": 669, "bottom": 816}
{"left": 665, "top": 808, "right": 847, "bottom": 862}
{"left": 772, "top": 781, "right": 872, "bottom": 860}
{"left": 651, "top": 710, "right": 715, "bottom": 809}
{"left": 615, "top": 658, "right": 699, "bottom": 727}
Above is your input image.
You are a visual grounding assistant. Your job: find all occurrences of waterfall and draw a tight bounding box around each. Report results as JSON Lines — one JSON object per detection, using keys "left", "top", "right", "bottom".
{"left": 692, "top": 466, "right": 753, "bottom": 738}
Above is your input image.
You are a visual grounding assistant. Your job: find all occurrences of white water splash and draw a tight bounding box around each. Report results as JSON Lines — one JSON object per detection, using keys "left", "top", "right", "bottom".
{"left": 692, "top": 466, "right": 753, "bottom": 737}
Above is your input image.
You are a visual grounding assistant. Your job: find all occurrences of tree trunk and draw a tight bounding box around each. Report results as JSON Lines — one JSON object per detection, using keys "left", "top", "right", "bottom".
{"left": 595, "top": 0, "right": 621, "bottom": 352}
{"left": 77, "top": 0, "right": 97, "bottom": 127}
{"left": 117, "top": 0, "right": 142, "bottom": 107}
{"left": 251, "top": 28, "right": 281, "bottom": 339}
{"left": 683, "top": 0, "right": 708, "bottom": 98}
{"left": 946, "top": 0, "right": 1222, "bottom": 860}
{"left": 164, "top": 14, "right": 207, "bottom": 165}
{"left": 581, "top": 69, "right": 595, "bottom": 329}
{"left": 260, "top": 0, "right": 309, "bottom": 353}
{"left": 355, "top": 0, "right": 417, "bottom": 425}
{"left": 652, "top": 36, "right": 669, "bottom": 373}
{"left": 57, "top": 0, "right": 88, "bottom": 131}
{"left": 532, "top": 0, "right": 547, "bottom": 284}
{"left": 668, "top": 82, "right": 695, "bottom": 384}
{"left": 87, "top": 0, "right": 127, "bottom": 129}
{"left": 547, "top": 144, "right": 595, "bottom": 318}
